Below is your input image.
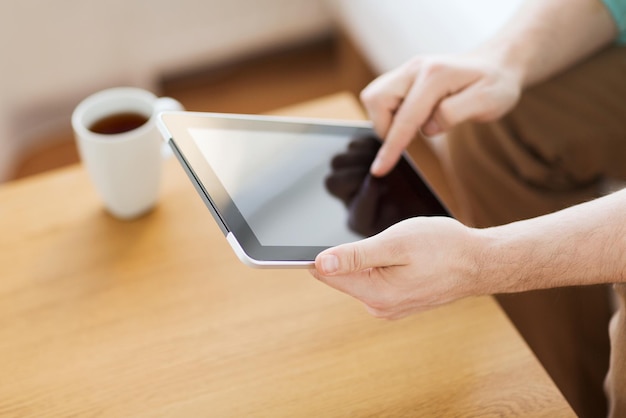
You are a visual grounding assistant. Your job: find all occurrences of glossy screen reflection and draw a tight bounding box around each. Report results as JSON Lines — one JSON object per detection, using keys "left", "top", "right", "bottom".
{"left": 189, "top": 127, "right": 448, "bottom": 247}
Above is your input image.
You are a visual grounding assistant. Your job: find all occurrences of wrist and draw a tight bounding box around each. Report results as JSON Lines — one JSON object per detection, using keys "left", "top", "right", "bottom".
{"left": 469, "top": 224, "right": 541, "bottom": 295}
{"left": 458, "top": 226, "right": 511, "bottom": 297}
{"left": 471, "top": 36, "right": 531, "bottom": 88}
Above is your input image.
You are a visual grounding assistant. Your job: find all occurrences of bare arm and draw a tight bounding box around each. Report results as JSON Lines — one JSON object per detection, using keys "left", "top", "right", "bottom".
{"left": 478, "top": 187, "right": 626, "bottom": 293}
{"left": 482, "top": 0, "right": 618, "bottom": 87}
{"left": 310, "top": 189, "right": 626, "bottom": 319}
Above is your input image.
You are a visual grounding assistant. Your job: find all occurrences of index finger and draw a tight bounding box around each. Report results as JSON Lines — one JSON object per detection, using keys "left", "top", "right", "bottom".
{"left": 360, "top": 66, "right": 416, "bottom": 140}
{"left": 371, "top": 62, "right": 475, "bottom": 176}
{"left": 369, "top": 71, "right": 443, "bottom": 176}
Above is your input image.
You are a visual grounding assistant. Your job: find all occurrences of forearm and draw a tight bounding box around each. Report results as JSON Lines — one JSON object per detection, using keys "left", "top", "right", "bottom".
{"left": 476, "top": 0, "right": 617, "bottom": 86}
{"left": 475, "top": 189, "right": 626, "bottom": 294}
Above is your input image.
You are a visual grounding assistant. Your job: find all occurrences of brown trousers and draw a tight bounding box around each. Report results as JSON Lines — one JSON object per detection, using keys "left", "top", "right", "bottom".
{"left": 444, "top": 46, "right": 626, "bottom": 418}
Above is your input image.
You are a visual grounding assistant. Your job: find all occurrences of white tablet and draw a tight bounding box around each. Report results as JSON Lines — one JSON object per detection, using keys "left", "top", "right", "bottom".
{"left": 157, "top": 111, "right": 451, "bottom": 268}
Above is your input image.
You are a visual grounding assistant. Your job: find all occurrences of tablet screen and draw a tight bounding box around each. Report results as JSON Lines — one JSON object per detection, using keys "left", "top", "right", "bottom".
{"left": 159, "top": 112, "right": 450, "bottom": 264}
{"left": 189, "top": 126, "right": 362, "bottom": 247}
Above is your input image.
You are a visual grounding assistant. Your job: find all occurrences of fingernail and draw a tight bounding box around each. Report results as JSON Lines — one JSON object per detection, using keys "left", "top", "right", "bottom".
{"left": 370, "top": 157, "right": 383, "bottom": 175}
{"left": 321, "top": 254, "right": 339, "bottom": 274}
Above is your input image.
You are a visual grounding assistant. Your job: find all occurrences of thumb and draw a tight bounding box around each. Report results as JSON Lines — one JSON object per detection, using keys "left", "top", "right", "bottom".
{"left": 315, "top": 235, "right": 394, "bottom": 276}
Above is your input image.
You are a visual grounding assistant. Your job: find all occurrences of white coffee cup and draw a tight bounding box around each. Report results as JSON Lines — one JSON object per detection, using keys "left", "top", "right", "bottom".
{"left": 72, "top": 87, "right": 183, "bottom": 220}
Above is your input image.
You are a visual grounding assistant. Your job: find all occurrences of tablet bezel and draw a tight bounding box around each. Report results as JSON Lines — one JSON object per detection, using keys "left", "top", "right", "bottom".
{"left": 157, "top": 111, "right": 450, "bottom": 268}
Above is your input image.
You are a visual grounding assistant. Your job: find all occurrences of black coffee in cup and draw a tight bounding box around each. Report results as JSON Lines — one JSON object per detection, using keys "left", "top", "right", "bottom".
{"left": 89, "top": 112, "right": 149, "bottom": 135}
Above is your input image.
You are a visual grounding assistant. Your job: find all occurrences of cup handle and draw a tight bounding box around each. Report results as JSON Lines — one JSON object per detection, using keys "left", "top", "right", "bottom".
{"left": 154, "top": 96, "right": 185, "bottom": 114}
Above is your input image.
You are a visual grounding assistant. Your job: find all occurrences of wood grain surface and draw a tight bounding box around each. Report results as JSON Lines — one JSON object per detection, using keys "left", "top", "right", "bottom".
{"left": 0, "top": 93, "right": 573, "bottom": 417}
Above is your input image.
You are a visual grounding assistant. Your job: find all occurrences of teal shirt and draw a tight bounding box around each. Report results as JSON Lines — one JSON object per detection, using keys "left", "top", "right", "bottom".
{"left": 604, "top": 0, "right": 626, "bottom": 43}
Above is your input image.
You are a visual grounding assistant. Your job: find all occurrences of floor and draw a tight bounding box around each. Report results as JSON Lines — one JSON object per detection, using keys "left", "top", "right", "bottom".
{"left": 13, "top": 35, "right": 374, "bottom": 180}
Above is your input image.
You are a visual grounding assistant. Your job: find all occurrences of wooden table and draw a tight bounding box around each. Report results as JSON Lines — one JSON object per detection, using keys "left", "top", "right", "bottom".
{"left": 0, "top": 93, "right": 574, "bottom": 417}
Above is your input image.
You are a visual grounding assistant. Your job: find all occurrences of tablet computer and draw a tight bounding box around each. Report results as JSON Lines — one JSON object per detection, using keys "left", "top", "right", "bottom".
{"left": 157, "top": 111, "right": 450, "bottom": 268}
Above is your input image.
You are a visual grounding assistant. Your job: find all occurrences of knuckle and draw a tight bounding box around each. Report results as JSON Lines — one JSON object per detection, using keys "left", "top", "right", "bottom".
{"left": 347, "top": 245, "right": 364, "bottom": 271}
{"left": 363, "top": 290, "right": 398, "bottom": 313}
{"left": 359, "top": 86, "right": 376, "bottom": 104}
{"left": 361, "top": 85, "right": 402, "bottom": 116}
{"left": 403, "top": 56, "right": 424, "bottom": 74}
{"left": 365, "top": 305, "right": 393, "bottom": 319}
{"left": 388, "top": 241, "right": 408, "bottom": 263}
{"left": 451, "top": 91, "right": 497, "bottom": 123}
{"left": 360, "top": 73, "right": 392, "bottom": 104}
{"left": 420, "top": 59, "right": 446, "bottom": 79}
{"left": 435, "top": 103, "right": 455, "bottom": 128}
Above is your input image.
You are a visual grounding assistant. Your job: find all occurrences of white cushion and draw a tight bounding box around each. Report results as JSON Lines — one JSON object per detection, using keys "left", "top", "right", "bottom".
{"left": 326, "top": 0, "right": 524, "bottom": 73}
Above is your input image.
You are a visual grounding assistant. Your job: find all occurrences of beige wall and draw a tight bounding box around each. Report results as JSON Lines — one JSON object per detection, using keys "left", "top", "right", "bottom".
{"left": 0, "top": 0, "right": 332, "bottom": 181}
